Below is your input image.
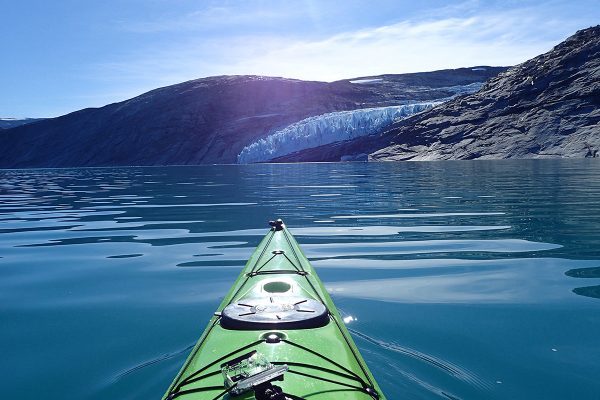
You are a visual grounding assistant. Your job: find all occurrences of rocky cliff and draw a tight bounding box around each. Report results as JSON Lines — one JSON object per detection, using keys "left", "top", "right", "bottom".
{"left": 370, "top": 26, "right": 600, "bottom": 161}
{"left": 0, "top": 68, "right": 503, "bottom": 168}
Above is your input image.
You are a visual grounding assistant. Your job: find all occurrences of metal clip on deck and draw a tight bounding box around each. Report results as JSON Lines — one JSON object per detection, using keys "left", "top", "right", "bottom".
{"left": 222, "top": 351, "right": 288, "bottom": 396}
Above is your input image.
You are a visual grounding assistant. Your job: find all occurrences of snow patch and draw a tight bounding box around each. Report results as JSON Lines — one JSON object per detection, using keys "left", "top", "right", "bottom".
{"left": 349, "top": 78, "right": 383, "bottom": 84}
{"left": 237, "top": 102, "right": 439, "bottom": 163}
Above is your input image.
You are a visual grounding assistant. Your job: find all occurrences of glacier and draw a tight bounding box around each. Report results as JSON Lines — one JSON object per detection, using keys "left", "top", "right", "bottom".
{"left": 237, "top": 102, "right": 439, "bottom": 163}
{"left": 236, "top": 82, "right": 487, "bottom": 163}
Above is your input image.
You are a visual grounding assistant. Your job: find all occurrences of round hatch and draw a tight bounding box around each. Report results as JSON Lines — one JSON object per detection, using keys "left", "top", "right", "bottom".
{"left": 221, "top": 296, "right": 329, "bottom": 330}
{"left": 263, "top": 281, "right": 292, "bottom": 293}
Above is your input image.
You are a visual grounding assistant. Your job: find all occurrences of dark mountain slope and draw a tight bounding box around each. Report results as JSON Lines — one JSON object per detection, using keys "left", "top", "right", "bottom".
{"left": 0, "top": 68, "right": 504, "bottom": 168}
{"left": 0, "top": 118, "right": 44, "bottom": 129}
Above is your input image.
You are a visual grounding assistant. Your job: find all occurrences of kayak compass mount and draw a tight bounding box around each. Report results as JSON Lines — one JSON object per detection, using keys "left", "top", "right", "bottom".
{"left": 221, "top": 350, "right": 288, "bottom": 399}
{"left": 263, "top": 332, "right": 284, "bottom": 343}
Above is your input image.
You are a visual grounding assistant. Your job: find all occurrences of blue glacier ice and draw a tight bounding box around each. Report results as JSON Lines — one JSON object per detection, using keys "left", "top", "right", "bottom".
{"left": 236, "top": 82, "right": 486, "bottom": 163}
{"left": 237, "top": 102, "right": 439, "bottom": 163}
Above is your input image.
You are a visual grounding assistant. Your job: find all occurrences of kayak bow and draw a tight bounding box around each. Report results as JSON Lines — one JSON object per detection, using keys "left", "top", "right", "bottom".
{"left": 163, "top": 219, "right": 386, "bottom": 400}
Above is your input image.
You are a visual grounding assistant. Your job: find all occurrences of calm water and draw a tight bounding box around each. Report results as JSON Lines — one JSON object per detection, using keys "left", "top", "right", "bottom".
{"left": 1, "top": 160, "right": 600, "bottom": 400}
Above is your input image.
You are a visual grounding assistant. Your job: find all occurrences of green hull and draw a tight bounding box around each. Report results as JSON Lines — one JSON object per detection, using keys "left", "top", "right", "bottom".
{"left": 163, "top": 221, "right": 386, "bottom": 400}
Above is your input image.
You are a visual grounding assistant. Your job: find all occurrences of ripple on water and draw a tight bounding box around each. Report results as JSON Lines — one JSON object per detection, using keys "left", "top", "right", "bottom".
{"left": 82, "top": 202, "right": 257, "bottom": 209}
{"left": 111, "top": 344, "right": 195, "bottom": 383}
{"left": 350, "top": 329, "right": 493, "bottom": 392}
{"left": 106, "top": 254, "right": 143, "bottom": 259}
{"left": 159, "top": 225, "right": 510, "bottom": 238}
{"left": 332, "top": 212, "right": 505, "bottom": 219}
{"left": 269, "top": 185, "right": 357, "bottom": 188}
{"left": 325, "top": 258, "right": 589, "bottom": 303}
{"left": 304, "top": 239, "right": 561, "bottom": 257}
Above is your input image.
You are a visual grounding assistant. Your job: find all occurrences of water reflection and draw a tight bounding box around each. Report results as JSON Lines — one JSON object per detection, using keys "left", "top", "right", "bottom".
{"left": 565, "top": 267, "right": 600, "bottom": 299}
{"left": 565, "top": 267, "right": 600, "bottom": 278}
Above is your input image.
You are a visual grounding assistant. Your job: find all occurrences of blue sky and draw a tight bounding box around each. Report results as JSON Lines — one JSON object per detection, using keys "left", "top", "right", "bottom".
{"left": 1, "top": 0, "right": 599, "bottom": 118}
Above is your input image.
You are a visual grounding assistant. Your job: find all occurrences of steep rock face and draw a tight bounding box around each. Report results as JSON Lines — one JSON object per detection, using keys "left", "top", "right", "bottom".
{"left": 0, "top": 68, "right": 504, "bottom": 168}
{"left": 371, "top": 26, "right": 600, "bottom": 161}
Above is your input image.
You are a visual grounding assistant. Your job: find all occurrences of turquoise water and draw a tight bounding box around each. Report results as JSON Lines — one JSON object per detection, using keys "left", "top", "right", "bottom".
{"left": 1, "top": 160, "right": 599, "bottom": 399}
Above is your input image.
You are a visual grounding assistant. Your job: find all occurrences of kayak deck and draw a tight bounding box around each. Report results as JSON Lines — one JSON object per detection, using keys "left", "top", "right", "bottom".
{"left": 163, "top": 220, "right": 385, "bottom": 400}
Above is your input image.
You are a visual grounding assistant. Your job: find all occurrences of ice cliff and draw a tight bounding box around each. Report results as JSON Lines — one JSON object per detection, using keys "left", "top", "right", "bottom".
{"left": 237, "top": 102, "right": 439, "bottom": 163}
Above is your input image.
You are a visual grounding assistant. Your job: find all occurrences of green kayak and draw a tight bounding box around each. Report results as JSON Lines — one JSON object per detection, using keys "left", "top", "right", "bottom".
{"left": 163, "top": 219, "right": 385, "bottom": 400}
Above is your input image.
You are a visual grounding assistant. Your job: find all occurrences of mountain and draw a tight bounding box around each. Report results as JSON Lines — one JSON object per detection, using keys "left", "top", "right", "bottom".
{"left": 273, "top": 26, "right": 600, "bottom": 163}
{"left": 0, "top": 68, "right": 504, "bottom": 168}
{"left": 0, "top": 118, "right": 44, "bottom": 130}
{"left": 292, "top": 26, "right": 600, "bottom": 161}
{"left": 371, "top": 26, "right": 600, "bottom": 161}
